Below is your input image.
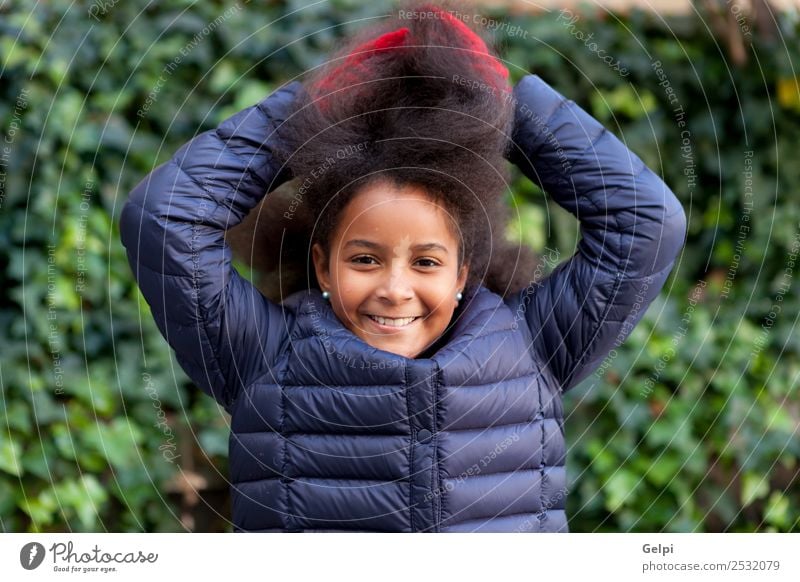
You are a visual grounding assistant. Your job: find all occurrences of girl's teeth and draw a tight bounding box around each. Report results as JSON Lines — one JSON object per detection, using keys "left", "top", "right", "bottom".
{"left": 370, "top": 315, "right": 417, "bottom": 327}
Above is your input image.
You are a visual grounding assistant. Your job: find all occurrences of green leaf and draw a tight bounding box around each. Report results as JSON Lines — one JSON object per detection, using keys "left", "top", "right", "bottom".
{"left": 764, "top": 492, "right": 791, "bottom": 529}
{"left": 85, "top": 418, "right": 144, "bottom": 470}
{"left": 0, "top": 439, "right": 23, "bottom": 477}
{"left": 20, "top": 489, "right": 59, "bottom": 528}
{"left": 741, "top": 471, "right": 770, "bottom": 506}
{"left": 604, "top": 470, "right": 640, "bottom": 513}
{"left": 645, "top": 453, "right": 682, "bottom": 487}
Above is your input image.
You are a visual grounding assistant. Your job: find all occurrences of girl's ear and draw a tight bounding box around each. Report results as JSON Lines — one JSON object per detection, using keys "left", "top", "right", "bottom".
{"left": 457, "top": 263, "right": 469, "bottom": 292}
{"left": 312, "top": 242, "right": 331, "bottom": 291}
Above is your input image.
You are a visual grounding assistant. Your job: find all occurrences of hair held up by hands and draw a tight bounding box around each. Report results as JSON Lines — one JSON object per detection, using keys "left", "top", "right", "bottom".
{"left": 229, "top": 0, "right": 541, "bottom": 302}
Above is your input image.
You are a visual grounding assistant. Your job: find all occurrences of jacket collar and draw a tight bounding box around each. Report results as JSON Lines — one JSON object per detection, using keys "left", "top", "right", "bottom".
{"left": 280, "top": 284, "right": 517, "bottom": 366}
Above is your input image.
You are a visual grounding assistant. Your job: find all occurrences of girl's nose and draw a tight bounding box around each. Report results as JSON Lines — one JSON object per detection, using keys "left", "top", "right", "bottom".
{"left": 376, "top": 267, "right": 414, "bottom": 303}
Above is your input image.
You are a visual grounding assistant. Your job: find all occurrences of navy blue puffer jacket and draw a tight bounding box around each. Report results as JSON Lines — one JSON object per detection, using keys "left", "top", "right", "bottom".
{"left": 120, "top": 74, "right": 686, "bottom": 532}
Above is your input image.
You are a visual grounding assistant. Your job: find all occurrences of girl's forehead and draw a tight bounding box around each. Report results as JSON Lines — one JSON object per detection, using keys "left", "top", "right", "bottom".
{"left": 343, "top": 185, "right": 451, "bottom": 219}
{"left": 332, "top": 187, "right": 459, "bottom": 250}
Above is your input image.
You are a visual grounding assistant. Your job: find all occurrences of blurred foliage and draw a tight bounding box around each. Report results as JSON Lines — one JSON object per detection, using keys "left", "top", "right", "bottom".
{"left": 0, "top": 0, "right": 797, "bottom": 532}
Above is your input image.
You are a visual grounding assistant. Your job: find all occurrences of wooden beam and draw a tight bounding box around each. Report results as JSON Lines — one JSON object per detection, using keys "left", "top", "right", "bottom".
{"left": 475, "top": 0, "right": 799, "bottom": 16}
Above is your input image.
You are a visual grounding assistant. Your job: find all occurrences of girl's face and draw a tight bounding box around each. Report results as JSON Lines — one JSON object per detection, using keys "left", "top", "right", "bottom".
{"left": 312, "top": 181, "right": 468, "bottom": 359}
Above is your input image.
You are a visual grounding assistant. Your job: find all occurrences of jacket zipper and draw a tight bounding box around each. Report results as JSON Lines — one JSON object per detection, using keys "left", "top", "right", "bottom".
{"left": 432, "top": 362, "right": 442, "bottom": 532}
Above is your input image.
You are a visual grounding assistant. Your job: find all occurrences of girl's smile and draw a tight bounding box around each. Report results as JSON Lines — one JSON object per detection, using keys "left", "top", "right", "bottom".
{"left": 312, "top": 179, "right": 468, "bottom": 359}
{"left": 364, "top": 313, "right": 423, "bottom": 330}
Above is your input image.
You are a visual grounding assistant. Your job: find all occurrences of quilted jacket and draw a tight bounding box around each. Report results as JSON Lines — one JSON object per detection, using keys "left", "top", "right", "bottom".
{"left": 119, "top": 74, "right": 687, "bottom": 532}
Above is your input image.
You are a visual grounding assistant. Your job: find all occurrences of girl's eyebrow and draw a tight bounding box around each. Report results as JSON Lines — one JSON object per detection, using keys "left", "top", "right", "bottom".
{"left": 344, "top": 239, "right": 449, "bottom": 253}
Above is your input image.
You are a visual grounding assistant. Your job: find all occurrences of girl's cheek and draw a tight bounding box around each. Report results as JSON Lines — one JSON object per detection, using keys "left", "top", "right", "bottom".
{"left": 334, "top": 276, "right": 366, "bottom": 299}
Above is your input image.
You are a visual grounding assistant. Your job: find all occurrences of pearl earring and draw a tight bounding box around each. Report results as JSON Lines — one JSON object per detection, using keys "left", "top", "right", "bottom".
{"left": 322, "top": 290, "right": 330, "bottom": 300}
{"left": 456, "top": 291, "right": 463, "bottom": 301}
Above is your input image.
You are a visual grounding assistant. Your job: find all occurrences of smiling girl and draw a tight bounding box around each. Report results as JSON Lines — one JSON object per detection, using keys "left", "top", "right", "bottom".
{"left": 120, "top": 1, "right": 686, "bottom": 532}
{"left": 312, "top": 183, "right": 469, "bottom": 360}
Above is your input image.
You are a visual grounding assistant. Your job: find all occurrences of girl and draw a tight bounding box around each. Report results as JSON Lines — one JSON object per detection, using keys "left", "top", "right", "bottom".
{"left": 120, "top": 1, "right": 686, "bottom": 532}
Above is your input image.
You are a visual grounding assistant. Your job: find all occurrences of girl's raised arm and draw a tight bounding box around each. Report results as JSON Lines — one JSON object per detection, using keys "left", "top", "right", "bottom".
{"left": 504, "top": 74, "right": 687, "bottom": 394}
{"left": 119, "top": 81, "right": 303, "bottom": 411}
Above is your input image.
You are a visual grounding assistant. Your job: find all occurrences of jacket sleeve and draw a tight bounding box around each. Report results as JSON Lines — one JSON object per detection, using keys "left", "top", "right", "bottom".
{"left": 504, "top": 74, "right": 687, "bottom": 394}
{"left": 119, "top": 81, "right": 302, "bottom": 411}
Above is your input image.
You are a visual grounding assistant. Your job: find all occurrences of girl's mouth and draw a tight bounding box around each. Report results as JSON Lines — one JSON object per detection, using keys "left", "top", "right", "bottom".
{"left": 366, "top": 314, "right": 421, "bottom": 329}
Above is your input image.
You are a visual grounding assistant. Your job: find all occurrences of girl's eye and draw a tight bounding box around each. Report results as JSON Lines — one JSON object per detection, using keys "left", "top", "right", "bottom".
{"left": 350, "top": 256, "right": 440, "bottom": 267}
{"left": 352, "top": 255, "right": 378, "bottom": 265}
{"left": 416, "top": 258, "right": 440, "bottom": 268}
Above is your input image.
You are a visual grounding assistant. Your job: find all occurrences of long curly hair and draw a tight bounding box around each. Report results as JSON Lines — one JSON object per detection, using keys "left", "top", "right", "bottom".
{"left": 226, "top": 0, "right": 541, "bottom": 303}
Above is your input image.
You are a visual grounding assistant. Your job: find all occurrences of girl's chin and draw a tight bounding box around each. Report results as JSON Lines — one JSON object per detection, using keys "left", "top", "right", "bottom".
{"left": 353, "top": 332, "right": 424, "bottom": 359}
{"left": 363, "top": 338, "right": 420, "bottom": 358}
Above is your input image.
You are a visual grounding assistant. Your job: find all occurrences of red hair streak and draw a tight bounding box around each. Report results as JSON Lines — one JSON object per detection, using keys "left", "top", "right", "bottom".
{"left": 313, "top": 27, "right": 411, "bottom": 100}
{"left": 435, "top": 8, "right": 509, "bottom": 86}
{"left": 312, "top": 8, "right": 509, "bottom": 114}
